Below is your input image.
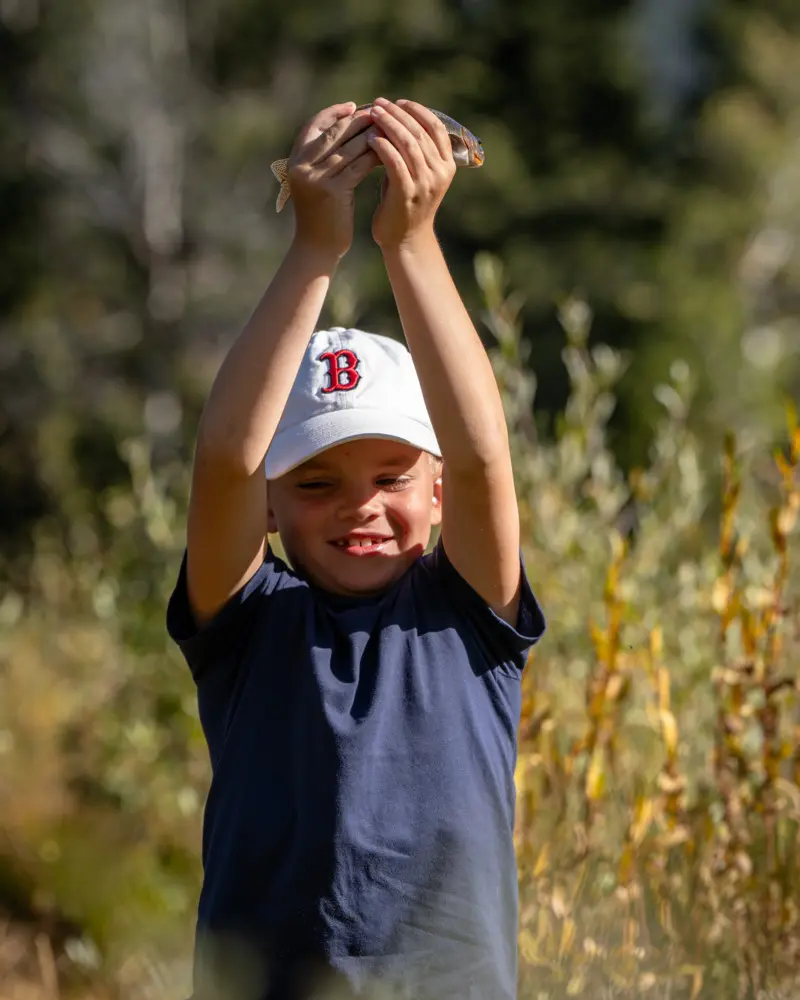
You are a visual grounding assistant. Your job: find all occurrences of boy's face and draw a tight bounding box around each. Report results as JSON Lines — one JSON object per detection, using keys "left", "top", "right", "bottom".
{"left": 267, "top": 438, "right": 442, "bottom": 596}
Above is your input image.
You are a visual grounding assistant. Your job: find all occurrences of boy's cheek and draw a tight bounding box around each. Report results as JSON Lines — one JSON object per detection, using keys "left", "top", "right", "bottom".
{"left": 388, "top": 498, "right": 430, "bottom": 540}
{"left": 277, "top": 515, "right": 324, "bottom": 556}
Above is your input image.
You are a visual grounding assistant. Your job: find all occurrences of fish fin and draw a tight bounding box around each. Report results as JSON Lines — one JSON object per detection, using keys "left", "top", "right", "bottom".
{"left": 275, "top": 184, "right": 291, "bottom": 213}
{"left": 270, "top": 158, "right": 291, "bottom": 214}
{"left": 270, "top": 157, "right": 289, "bottom": 183}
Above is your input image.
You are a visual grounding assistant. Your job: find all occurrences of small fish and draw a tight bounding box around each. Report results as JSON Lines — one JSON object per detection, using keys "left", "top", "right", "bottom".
{"left": 270, "top": 104, "right": 485, "bottom": 213}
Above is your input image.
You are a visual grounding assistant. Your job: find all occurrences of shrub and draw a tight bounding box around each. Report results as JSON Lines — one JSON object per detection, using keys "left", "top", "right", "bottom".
{"left": 475, "top": 253, "right": 800, "bottom": 999}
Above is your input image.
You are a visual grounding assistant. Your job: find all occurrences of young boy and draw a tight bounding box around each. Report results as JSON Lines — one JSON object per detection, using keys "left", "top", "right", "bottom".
{"left": 167, "top": 98, "right": 545, "bottom": 1000}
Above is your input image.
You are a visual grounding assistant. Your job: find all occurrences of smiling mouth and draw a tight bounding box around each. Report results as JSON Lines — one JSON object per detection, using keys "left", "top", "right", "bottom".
{"left": 329, "top": 536, "right": 393, "bottom": 555}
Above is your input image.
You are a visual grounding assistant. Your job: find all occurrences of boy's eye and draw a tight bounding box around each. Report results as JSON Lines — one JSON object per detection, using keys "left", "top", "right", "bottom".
{"left": 297, "top": 480, "right": 332, "bottom": 490}
{"left": 377, "top": 476, "right": 410, "bottom": 490}
{"left": 296, "top": 476, "right": 410, "bottom": 491}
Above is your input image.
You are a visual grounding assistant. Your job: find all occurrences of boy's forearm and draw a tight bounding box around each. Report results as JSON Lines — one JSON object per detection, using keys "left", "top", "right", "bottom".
{"left": 382, "top": 234, "right": 509, "bottom": 471}
{"left": 197, "top": 240, "right": 339, "bottom": 475}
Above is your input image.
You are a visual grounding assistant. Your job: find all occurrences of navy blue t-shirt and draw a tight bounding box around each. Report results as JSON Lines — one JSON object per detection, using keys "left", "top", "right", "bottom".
{"left": 167, "top": 539, "right": 545, "bottom": 1000}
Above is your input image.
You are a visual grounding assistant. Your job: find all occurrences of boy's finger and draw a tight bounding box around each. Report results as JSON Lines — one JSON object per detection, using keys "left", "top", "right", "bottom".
{"left": 329, "top": 148, "right": 381, "bottom": 191}
{"left": 375, "top": 100, "right": 443, "bottom": 172}
{"left": 366, "top": 134, "right": 414, "bottom": 195}
{"left": 395, "top": 100, "right": 452, "bottom": 163}
{"left": 323, "top": 127, "right": 382, "bottom": 177}
{"left": 308, "top": 109, "right": 373, "bottom": 167}
{"left": 296, "top": 109, "right": 373, "bottom": 172}
{"left": 294, "top": 102, "right": 357, "bottom": 150}
{"left": 369, "top": 103, "right": 428, "bottom": 180}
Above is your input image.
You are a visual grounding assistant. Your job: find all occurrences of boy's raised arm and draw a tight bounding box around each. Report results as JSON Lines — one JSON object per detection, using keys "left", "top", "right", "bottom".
{"left": 186, "top": 103, "right": 378, "bottom": 625}
{"left": 366, "top": 98, "right": 522, "bottom": 624}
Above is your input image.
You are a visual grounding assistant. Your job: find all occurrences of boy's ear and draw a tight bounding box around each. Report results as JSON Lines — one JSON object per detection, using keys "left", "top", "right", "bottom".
{"left": 431, "top": 471, "right": 443, "bottom": 526}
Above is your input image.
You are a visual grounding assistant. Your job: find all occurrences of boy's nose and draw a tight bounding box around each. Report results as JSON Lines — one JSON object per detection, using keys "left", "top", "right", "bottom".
{"left": 337, "top": 485, "right": 381, "bottom": 520}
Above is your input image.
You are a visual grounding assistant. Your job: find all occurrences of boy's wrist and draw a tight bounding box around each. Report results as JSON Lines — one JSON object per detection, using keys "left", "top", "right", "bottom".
{"left": 288, "top": 237, "right": 346, "bottom": 273}
{"left": 379, "top": 228, "right": 439, "bottom": 262}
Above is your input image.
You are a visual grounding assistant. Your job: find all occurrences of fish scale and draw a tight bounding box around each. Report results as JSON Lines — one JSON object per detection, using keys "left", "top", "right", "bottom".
{"left": 269, "top": 103, "right": 484, "bottom": 213}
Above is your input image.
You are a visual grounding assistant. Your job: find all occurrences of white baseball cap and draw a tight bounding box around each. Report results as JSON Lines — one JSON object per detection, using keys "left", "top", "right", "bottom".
{"left": 264, "top": 328, "right": 441, "bottom": 480}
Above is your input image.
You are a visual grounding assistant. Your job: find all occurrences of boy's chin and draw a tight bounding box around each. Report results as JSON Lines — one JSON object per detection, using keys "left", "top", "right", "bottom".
{"left": 323, "top": 558, "right": 408, "bottom": 596}
{"left": 301, "top": 545, "right": 425, "bottom": 597}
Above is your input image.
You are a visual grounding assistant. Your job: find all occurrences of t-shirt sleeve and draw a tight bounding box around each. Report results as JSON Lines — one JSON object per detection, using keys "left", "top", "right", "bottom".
{"left": 166, "top": 545, "right": 290, "bottom": 681}
{"left": 424, "top": 537, "right": 545, "bottom": 670}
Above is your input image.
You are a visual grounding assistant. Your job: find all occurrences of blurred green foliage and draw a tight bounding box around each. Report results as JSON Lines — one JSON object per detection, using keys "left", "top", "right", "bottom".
{"left": 2, "top": 0, "right": 800, "bottom": 997}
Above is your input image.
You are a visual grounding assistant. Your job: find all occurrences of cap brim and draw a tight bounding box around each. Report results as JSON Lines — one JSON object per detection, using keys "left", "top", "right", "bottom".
{"left": 264, "top": 409, "right": 441, "bottom": 480}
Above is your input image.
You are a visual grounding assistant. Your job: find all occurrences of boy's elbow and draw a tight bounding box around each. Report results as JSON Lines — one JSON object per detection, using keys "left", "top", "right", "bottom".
{"left": 195, "top": 424, "right": 267, "bottom": 480}
{"left": 443, "top": 422, "right": 511, "bottom": 476}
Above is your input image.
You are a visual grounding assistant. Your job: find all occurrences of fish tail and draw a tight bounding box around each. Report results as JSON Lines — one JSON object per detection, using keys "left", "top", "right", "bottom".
{"left": 270, "top": 158, "right": 291, "bottom": 213}
{"left": 275, "top": 184, "right": 291, "bottom": 213}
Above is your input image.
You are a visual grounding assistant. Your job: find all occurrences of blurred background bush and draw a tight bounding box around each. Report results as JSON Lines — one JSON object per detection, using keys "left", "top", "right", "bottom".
{"left": 1, "top": 0, "right": 799, "bottom": 997}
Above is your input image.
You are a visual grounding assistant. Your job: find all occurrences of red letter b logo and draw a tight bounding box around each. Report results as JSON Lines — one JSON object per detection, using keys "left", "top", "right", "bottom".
{"left": 319, "top": 349, "right": 361, "bottom": 393}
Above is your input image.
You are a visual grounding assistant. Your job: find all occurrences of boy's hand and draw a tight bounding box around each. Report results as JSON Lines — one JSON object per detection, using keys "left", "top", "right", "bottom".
{"left": 366, "top": 98, "right": 456, "bottom": 251}
{"left": 288, "top": 102, "right": 379, "bottom": 259}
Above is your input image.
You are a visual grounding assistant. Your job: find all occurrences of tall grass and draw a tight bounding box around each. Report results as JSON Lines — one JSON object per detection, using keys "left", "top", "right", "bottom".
{"left": 476, "top": 254, "right": 800, "bottom": 998}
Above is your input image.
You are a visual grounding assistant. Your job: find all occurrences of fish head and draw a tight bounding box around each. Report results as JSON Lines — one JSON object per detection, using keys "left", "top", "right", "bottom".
{"left": 436, "top": 114, "right": 483, "bottom": 168}
{"left": 459, "top": 127, "right": 484, "bottom": 168}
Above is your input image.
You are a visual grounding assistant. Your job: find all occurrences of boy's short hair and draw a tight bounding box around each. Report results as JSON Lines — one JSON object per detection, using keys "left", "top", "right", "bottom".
{"left": 265, "top": 328, "right": 441, "bottom": 480}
